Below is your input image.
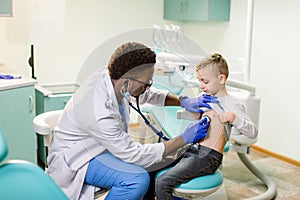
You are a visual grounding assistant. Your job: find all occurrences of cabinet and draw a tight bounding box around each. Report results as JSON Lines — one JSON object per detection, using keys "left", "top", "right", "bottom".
{"left": 35, "top": 85, "right": 73, "bottom": 115}
{"left": 35, "top": 84, "right": 74, "bottom": 166}
{"left": 164, "top": 0, "right": 230, "bottom": 21}
{"left": 0, "top": 81, "right": 37, "bottom": 163}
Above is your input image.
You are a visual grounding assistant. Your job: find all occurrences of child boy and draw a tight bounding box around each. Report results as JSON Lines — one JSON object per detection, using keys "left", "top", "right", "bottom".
{"left": 155, "top": 53, "right": 258, "bottom": 200}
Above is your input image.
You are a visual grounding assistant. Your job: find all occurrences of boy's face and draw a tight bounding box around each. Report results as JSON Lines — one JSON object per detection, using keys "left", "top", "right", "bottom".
{"left": 196, "top": 64, "right": 224, "bottom": 96}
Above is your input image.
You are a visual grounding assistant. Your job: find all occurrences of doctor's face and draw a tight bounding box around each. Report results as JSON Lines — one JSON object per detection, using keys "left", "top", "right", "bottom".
{"left": 128, "top": 66, "right": 154, "bottom": 97}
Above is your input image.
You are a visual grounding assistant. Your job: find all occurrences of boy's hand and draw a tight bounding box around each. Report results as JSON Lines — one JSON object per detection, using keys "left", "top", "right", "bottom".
{"left": 180, "top": 94, "right": 219, "bottom": 113}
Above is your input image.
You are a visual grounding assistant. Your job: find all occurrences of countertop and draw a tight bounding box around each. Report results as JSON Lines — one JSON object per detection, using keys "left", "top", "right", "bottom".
{"left": 35, "top": 83, "right": 77, "bottom": 96}
{"left": 0, "top": 75, "right": 37, "bottom": 91}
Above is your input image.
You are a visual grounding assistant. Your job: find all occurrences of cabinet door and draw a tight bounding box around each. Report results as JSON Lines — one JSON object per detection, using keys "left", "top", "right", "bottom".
{"left": 164, "top": 0, "right": 230, "bottom": 21}
{"left": 43, "top": 94, "right": 72, "bottom": 112}
{"left": 0, "top": 86, "right": 37, "bottom": 163}
{"left": 184, "top": 0, "right": 208, "bottom": 21}
{"left": 164, "top": 0, "right": 185, "bottom": 20}
{"left": 36, "top": 89, "right": 72, "bottom": 115}
{"left": 207, "top": 0, "right": 230, "bottom": 21}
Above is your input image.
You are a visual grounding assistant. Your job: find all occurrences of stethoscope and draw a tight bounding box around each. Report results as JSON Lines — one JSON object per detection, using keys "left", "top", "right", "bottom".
{"left": 128, "top": 96, "right": 170, "bottom": 141}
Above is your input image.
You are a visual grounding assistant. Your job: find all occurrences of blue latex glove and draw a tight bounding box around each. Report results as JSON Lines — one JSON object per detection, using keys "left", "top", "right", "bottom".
{"left": 181, "top": 116, "right": 210, "bottom": 144}
{"left": 0, "top": 75, "right": 22, "bottom": 79}
{"left": 0, "top": 75, "right": 14, "bottom": 79}
{"left": 180, "top": 94, "right": 219, "bottom": 113}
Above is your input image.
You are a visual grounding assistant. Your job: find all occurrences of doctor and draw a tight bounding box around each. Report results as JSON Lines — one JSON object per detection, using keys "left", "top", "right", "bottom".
{"left": 46, "top": 42, "right": 212, "bottom": 200}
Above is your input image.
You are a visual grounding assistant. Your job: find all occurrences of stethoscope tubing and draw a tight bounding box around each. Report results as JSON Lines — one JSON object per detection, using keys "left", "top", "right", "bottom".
{"left": 129, "top": 97, "right": 170, "bottom": 141}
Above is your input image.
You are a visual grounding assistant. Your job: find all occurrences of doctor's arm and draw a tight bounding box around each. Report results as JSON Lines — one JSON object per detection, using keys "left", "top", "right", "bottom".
{"left": 164, "top": 92, "right": 180, "bottom": 106}
{"left": 139, "top": 87, "right": 180, "bottom": 106}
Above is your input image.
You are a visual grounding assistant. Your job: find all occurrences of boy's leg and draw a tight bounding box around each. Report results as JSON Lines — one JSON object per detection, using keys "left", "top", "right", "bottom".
{"left": 84, "top": 151, "right": 150, "bottom": 200}
{"left": 143, "top": 155, "right": 183, "bottom": 200}
{"left": 155, "top": 145, "right": 222, "bottom": 200}
{"left": 155, "top": 146, "right": 203, "bottom": 200}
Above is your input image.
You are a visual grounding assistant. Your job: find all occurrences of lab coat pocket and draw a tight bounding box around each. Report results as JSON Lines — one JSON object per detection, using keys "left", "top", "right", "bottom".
{"left": 47, "top": 153, "right": 77, "bottom": 188}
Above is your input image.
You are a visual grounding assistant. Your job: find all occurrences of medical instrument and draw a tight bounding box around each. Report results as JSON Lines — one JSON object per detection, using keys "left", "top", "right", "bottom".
{"left": 181, "top": 116, "right": 209, "bottom": 144}
{"left": 201, "top": 115, "right": 210, "bottom": 124}
{"left": 129, "top": 94, "right": 210, "bottom": 143}
{"left": 129, "top": 97, "right": 170, "bottom": 141}
{"left": 120, "top": 78, "right": 169, "bottom": 141}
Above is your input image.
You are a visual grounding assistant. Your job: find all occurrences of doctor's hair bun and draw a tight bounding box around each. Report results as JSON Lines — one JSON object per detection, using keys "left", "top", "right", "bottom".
{"left": 108, "top": 42, "right": 156, "bottom": 80}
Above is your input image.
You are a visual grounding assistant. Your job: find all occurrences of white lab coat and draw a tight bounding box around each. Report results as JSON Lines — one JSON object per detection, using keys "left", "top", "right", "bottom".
{"left": 46, "top": 67, "right": 168, "bottom": 200}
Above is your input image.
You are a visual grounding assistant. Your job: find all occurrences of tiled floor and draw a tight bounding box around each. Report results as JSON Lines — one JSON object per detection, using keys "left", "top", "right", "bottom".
{"left": 96, "top": 125, "right": 300, "bottom": 199}
{"left": 222, "top": 150, "right": 300, "bottom": 200}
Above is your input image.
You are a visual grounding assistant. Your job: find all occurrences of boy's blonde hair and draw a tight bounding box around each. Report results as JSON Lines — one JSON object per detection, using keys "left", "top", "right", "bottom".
{"left": 196, "top": 53, "right": 229, "bottom": 78}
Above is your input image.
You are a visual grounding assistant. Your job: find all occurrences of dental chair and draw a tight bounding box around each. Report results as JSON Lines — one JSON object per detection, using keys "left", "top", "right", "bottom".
{"left": 0, "top": 129, "right": 68, "bottom": 200}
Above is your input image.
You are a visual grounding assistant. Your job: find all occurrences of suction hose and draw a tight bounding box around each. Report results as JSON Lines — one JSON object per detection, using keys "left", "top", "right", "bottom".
{"left": 237, "top": 153, "right": 277, "bottom": 200}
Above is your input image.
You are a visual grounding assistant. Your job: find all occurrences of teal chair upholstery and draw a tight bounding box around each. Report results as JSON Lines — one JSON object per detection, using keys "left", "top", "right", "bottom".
{"left": 0, "top": 129, "right": 8, "bottom": 163}
{"left": 0, "top": 129, "right": 68, "bottom": 200}
{"left": 156, "top": 168, "right": 223, "bottom": 199}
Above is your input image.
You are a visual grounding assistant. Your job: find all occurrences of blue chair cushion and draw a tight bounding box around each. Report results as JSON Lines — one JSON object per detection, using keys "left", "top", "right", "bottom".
{"left": 156, "top": 168, "right": 223, "bottom": 190}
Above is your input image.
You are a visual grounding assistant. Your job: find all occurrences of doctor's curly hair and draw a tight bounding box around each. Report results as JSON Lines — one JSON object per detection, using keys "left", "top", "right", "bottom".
{"left": 108, "top": 42, "right": 156, "bottom": 80}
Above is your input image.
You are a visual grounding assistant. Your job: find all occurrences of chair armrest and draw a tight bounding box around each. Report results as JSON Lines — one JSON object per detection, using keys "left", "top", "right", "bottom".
{"left": 230, "top": 134, "right": 257, "bottom": 145}
{"left": 33, "top": 110, "right": 63, "bottom": 135}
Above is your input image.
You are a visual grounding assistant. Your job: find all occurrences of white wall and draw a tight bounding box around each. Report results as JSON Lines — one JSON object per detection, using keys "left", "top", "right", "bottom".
{"left": 250, "top": 0, "right": 300, "bottom": 161}
{"left": 184, "top": 0, "right": 300, "bottom": 162}
{"left": 0, "top": 0, "right": 31, "bottom": 75}
{"left": 34, "top": 0, "right": 168, "bottom": 85}
{"left": 0, "top": 0, "right": 299, "bottom": 161}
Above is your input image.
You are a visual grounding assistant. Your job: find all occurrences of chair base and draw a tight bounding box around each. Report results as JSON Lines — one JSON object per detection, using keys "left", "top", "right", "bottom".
{"left": 173, "top": 185, "right": 221, "bottom": 199}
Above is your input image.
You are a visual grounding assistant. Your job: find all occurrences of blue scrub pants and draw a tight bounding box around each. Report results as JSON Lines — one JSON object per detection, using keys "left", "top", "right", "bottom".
{"left": 84, "top": 151, "right": 150, "bottom": 200}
